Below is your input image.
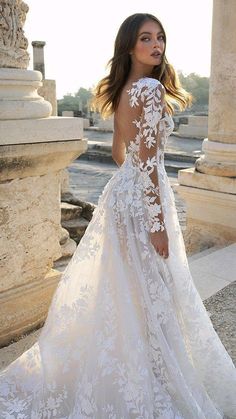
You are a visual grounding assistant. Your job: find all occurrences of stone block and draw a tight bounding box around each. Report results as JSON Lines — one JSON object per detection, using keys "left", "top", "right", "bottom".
{"left": 61, "top": 192, "right": 96, "bottom": 221}
{"left": 176, "top": 183, "right": 236, "bottom": 253}
{"left": 83, "top": 118, "right": 90, "bottom": 129}
{"left": 0, "top": 140, "right": 87, "bottom": 181}
{"left": 178, "top": 167, "right": 236, "bottom": 194}
{"left": 0, "top": 116, "right": 87, "bottom": 345}
{"left": 0, "top": 269, "right": 61, "bottom": 348}
{"left": 61, "top": 202, "right": 83, "bottom": 221}
{"left": 62, "top": 111, "right": 74, "bottom": 117}
{"left": 38, "top": 79, "right": 57, "bottom": 116}
{"left": 177, "top": 185, "right": 236, "bottom": 228}
{"left": 187, "top": 116, "right": 208, "bottom": 127}
{"left": 0, "top": 172, "right": 62, "bottom": 294}
{"left": 59, "top": 227, "right": 70, "bottom": 245}
{"left": 178, "top": 124, "right": 208, "bottom": 138}
{"left": 0, "top": 116, "right": 84, "bottom": 145}
{"left": 60, "top": 237, "right": 77, "bottom": 259}
{"left": 178, "top": 116, "right": 208, "bottom": 138}
{"left": 62, "top": 217, "right": 90, "bottom": 243}
{"left": 97, "top": 116, "right": 114, "bottom": 132}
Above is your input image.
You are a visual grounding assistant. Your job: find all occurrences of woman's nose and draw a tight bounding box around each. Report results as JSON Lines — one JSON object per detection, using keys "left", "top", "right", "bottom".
{"left": 153, "top": 39, "right": 161, "bottom": 49}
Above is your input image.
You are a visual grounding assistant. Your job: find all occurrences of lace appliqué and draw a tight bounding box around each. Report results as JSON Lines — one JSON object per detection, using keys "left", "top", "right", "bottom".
{"left": 127, "top": 78, "right": 166, "bottom": 233}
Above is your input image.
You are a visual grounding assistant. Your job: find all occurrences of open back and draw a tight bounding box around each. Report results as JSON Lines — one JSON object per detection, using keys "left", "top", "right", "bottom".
{"left": 115, "top": 77, "right": 174, "bottom": 233}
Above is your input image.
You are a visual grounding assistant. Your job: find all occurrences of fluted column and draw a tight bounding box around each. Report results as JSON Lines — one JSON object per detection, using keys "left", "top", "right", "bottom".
{"left": 195, "top": 0, "right": 236, "bottom": 177}
{"left": 32, "top": 41, "right": 46, "bottom": 78}
{"left": 31, "top": 40, "right": 58, "bottom": 115}
{"left": 177, "top": 0, "right": 236, "bottom": 254}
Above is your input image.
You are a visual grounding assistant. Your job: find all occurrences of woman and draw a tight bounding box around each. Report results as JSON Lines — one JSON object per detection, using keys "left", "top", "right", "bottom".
{"left": 0, "top": 13, "right": 236, "bottom": 419}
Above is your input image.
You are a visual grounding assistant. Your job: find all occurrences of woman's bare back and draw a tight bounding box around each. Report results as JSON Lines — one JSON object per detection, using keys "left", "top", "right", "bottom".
{"left": 114, "top": 82, "right": 143, "bottom": 151}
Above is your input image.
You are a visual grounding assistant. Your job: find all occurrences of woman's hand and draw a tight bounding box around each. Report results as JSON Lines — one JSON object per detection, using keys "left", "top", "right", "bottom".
{"left": 150, "top": 230, "right": 169, "bottom": 259}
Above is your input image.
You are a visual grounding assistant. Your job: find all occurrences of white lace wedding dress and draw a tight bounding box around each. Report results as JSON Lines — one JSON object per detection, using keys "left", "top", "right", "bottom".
{"left": 0, "top": 78, "right": 236, "bottom": 419}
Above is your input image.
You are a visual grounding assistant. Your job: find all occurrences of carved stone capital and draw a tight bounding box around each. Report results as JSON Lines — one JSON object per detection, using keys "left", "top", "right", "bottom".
{"left": 0, "top": 0, "right": 30, "bottom": 69}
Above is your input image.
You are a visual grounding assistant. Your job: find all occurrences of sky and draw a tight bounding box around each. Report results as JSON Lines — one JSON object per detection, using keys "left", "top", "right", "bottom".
{"left": 24, "top": 0, "right": 213, "bottom": 99}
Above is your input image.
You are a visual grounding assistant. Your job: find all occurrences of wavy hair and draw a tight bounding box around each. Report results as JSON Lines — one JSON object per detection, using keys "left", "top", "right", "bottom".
{"left": 94, "top": 13, "right": 192, "bottom": 117}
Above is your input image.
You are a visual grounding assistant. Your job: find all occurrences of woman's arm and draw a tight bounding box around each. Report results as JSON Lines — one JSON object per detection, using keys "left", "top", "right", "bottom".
{"left": 138, "top": 81, "right": 169, "bottom": 258}
{"left": 138, "top": 82, "right": 165, "bottom": 232}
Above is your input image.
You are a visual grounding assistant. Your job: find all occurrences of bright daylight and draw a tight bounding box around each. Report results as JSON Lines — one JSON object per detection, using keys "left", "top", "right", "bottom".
{"left": 0, "top": 1, "right": 236, "bottom": 418}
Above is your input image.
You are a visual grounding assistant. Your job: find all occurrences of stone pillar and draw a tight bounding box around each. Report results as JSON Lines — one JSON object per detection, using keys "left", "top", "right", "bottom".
{"left": 195, "top": 0, "right": 236, "bottom": 176}
{"left": 31, "top": 40, "right": 57, "bottom": 115}
{"left": 32, "top": 41, "right": 45, "bottom": 77}
{"left": 177, "top": 0, "right": 236, "bottom": 254}
{"left": 0, "top": 119, "right": 87, "bottom": 347}
{"left": 0, "top": 0, "right": 87, "bottom": 346}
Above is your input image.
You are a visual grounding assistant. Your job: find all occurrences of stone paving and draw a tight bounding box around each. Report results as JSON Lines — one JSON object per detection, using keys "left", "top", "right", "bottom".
{"left": 204, "top": 281, "right": 236, "bottom": 365}
{"left": 84, "top": 129, "right": 204, "bottom": 157}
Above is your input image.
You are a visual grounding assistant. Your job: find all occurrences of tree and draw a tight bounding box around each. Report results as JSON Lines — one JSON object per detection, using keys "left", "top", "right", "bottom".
{"left": 57, "top": 94, "right": 81, "bottom": 115}
{"left": 178, "top": 71, "right": 209, "bottom": 108}
{"left": 57, "top": 87, "right": 94, "bottom": 116}
{"left": 75, "top": 87, "right": 94, "bottom": 115}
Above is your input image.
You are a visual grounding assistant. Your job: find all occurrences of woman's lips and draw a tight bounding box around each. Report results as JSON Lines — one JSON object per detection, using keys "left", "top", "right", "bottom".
{"left": 151, "top": 52, "right": 161, "bottom": 58}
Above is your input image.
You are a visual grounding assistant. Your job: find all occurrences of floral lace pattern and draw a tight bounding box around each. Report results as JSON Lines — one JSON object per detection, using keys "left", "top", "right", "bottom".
{"left": 0, "top": 77, "right": 236, "bottom": 418}
{"left": 127, "top": 78, "right": 168, "bottom": 233}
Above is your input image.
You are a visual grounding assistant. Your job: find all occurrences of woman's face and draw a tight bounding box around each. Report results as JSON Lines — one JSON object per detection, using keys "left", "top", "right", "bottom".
{"left": 130, "top": 19, "right": 165, "bottom": 68}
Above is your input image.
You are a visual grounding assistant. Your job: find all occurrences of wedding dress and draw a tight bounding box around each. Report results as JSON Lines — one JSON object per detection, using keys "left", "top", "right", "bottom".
{"left": 0, "top": 77, "right": 236, "bottom": 419}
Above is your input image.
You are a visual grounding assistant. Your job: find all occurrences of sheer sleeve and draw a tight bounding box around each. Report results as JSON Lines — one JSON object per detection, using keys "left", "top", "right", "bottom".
{"left": 138, "top": 81, "right": 166, "bottom": 233}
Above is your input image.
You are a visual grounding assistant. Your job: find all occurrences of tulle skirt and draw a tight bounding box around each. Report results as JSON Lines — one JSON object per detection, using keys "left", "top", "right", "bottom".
{"left": 0, "top": 156, "right": 236, "bottom": 418}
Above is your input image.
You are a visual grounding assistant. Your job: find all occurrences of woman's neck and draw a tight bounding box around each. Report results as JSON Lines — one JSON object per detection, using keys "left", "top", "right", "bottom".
{"left": 128, "top": 67, "right": 154, "bottom": 84}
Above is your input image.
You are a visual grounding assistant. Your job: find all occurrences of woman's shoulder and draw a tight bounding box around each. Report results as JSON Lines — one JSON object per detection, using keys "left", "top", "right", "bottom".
{"left": 128, "top": 77, "right": 165, "bottom": 108}
{"left": 127, "top": 77, "right": 165, "bottom": 107}
{"left": 133, "top": 77, "right": 166, "bottom": 101}
{"left": 135, "top": 77, "right": 165, "bottom": 92}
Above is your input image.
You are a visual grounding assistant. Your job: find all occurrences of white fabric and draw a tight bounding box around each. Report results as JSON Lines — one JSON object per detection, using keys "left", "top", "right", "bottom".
{"left": 0, "top": 77, "right": 236, "bottom": 419}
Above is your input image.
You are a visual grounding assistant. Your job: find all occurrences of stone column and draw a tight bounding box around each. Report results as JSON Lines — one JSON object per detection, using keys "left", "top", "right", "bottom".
{"left": 0, "top": 0, "right": 87, "bottom": 346}
{"left": 32, "top": 41, "right": 45, "bottom": 77}
{"left": 177, "top": 0, "right": 236, "bottom": 254}
{"left": 31, "top": 40, "right": 57, "bottom": 115}
{"left": 195, "top": 0, "right": 236, "bottom": 176}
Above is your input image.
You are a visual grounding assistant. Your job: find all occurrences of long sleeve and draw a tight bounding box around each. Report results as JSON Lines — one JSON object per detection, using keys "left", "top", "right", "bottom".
{"left": 138, "top": 81, "right": 166, "bottom": 233}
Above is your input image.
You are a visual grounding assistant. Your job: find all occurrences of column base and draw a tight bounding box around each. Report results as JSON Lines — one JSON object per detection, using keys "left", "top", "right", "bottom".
{"left": 177, "top": 168, "right": 236, "bottom": 254}
{"left": 0, "top": 68, "right": 52, "bottom": 119}
{"left": 0, "top": 269, "right": 61, "bottom": 348}
{"left": 195, "top": 139, "right": 236, "bottom": 176}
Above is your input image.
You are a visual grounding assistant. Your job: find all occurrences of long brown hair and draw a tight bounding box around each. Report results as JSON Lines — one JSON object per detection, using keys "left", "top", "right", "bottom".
{"left": 94, "top": 13, "right": 192, "bottom": 117}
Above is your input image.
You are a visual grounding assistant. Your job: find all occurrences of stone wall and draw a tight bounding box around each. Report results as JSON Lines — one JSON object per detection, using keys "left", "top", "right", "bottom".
{"left": 38, "top": 79, "right": 57, "bottom": 116}
{"left": 0, "top": 172, "right": 61, "bottom": 294}
{"left": 178, "top": 116, "right": 208, "bottom": 139}
{"left": 97, "top": 115, "right": 114, "bottom": 132}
